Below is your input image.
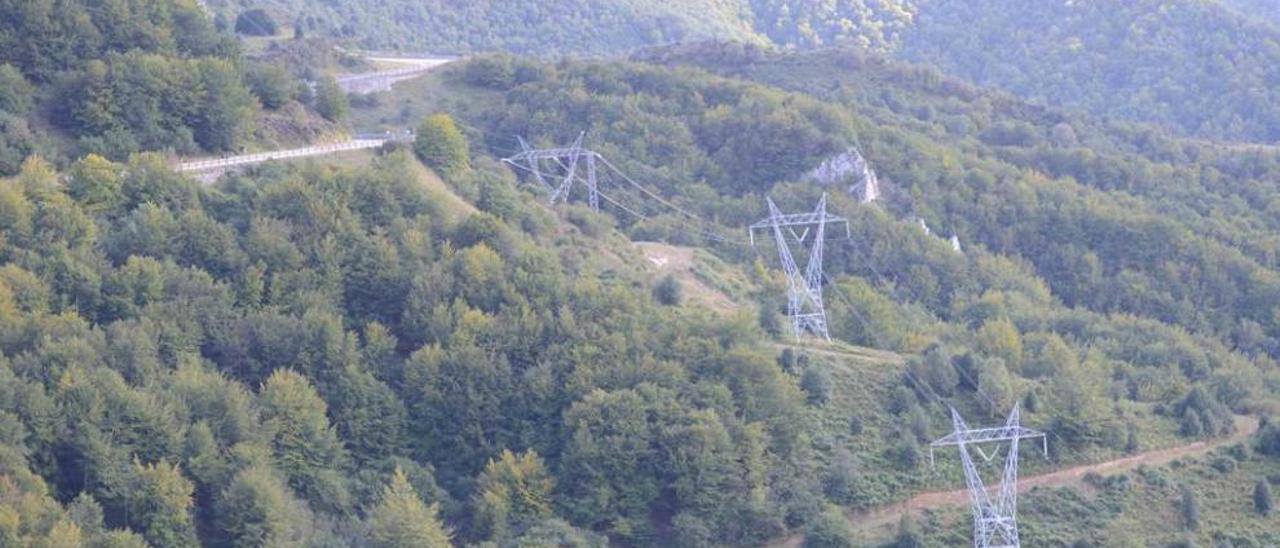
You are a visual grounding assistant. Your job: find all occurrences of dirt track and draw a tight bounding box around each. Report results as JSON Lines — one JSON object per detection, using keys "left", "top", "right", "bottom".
{"left": 767, "top": 415, "right": 1260, "bottom": 547}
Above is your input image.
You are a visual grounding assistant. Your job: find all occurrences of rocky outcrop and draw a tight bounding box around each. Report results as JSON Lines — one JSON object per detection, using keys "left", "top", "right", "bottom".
{"left": 806, "top": 147, "right": 880, "bottom": 204}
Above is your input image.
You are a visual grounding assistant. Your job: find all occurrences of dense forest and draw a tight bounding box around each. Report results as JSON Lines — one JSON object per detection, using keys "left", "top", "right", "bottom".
{"left": 0, "top": 0, "right": 353, "bottom": 173}
{"left": 0, "top": 143, "right": 835, "bottom": 545}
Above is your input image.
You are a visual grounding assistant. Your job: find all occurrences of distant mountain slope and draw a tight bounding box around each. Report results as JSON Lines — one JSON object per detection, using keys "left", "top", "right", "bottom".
{"left": 1221, "top": 0, "right": 1280, "bottom": 25}
{"left": 896, "top": 0, "right": 1280, "bottom": 143}
{"left": 218, "top": 0, "right": 1280, "bottom": 143}
{"left": 206, "top": 0, "right": 766, "bottom": 54}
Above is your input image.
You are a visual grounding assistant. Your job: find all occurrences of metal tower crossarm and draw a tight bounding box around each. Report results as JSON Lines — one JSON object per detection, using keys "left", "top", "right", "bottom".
{"left": 750, "top": 194, "right": 847, "bottom": 341}
{"left": 502, "top": 133, "right": 601, "bottom": 209}
{"left": 748, "top": 201, "right": 851, "bottom": 246}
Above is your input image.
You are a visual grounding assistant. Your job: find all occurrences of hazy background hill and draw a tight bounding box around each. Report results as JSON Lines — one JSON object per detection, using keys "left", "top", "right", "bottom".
{"left": 211, "top": 0, "right": 1280, "bottom": 144}
{"left": 897, "top": 0, "right": 1280, "bottom": 143}
{"left": 205, "top": 0, "right": 766, "bottom": 54}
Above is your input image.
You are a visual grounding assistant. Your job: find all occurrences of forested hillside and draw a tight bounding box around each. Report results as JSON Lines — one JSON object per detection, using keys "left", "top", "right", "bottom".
{"left": 217, "top": 0, "right": 1280, "bottom": 144}
{"left": 205, "top": 0, "right": 766, "bottom": 54}
{"left": 3, "top": 0, "right": 1280, "bottom": 545}
{"left": 438, "top": 52, "right": 1280, "bottom": 543}
{"left": 206, "top": 0, "right": 919, "bottom": 53}
{"left": 0, "top": 140, "right": 846, "bottom": 545}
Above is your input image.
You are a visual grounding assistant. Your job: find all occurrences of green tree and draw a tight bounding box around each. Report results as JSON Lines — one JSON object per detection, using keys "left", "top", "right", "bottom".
{"left": 124, "top": 459, "right": 198, "bottom": 548}
{"left": 414, "top": 113, "right": 470, "bottom": 176}
{"left": 0, "top": 64, "right": 33, "bottom": 114}
{"left": 216, "top": 465, "right": 310, "bottom": 548}
{"left": 313, "top": 76, "right": 348, "bottom": 122}
{"left": 474, "top": 449, "right": 554, "bottom": 541}
{"left": 259, "top": 369, "right": 351, "bottom": 512}
{"left": 976, "top": 318, "right": 1023, "bottom": 371}
{"left": 65, "top": 154, "right": 122, "bottom": 213}
{"left": 195, "top": 58, "right": 258, "bottom": 151}
{"left": 366, "top": 467, "right": 451, "bottom": 548}
{"left": 245, "top": 63, "right": 295, "bottom": 110}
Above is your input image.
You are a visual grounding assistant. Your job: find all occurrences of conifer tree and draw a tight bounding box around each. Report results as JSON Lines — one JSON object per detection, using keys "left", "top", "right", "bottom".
{"left": 367, "top": 467, "right": 451, "bottom": 548}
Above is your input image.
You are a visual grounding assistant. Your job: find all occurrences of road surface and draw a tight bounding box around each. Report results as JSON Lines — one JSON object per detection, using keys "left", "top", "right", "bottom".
{"left": 175, "top": 139, "right": 388, "bottom": 174}
{"left": 336, "top": 56, "right": 454, "bottom": 94}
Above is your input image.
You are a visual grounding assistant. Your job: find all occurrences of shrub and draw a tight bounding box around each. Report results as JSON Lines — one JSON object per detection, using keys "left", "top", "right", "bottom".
{"left": 801, "top": 366, "right": 831, "bottom": 406}
{"left": 653, "top": 274, "right": 682, "bottom": 306}
{"left": 1180, "top": 485, "right": 1199, "bottom": 531}
{"left": 892, "top": 514, "right": 923, "bottom": 548}
{"left": 235, "top": 9, "right": 278, "bottom": 36}
{"left": 777, "top": 348, "right": 797, "bottom": 373}
{"left": 803, "top": 505, "right": 853, "bottom": 548}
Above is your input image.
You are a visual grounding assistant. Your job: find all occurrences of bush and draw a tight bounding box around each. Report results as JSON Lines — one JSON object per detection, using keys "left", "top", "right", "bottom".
{"left": 848, "top": 414, "right": 863, "bottom": 437}
{"left": 235, "top": 9, "right": 278, "bottom": 36}
{"left": 1256, "top": 421, "right": 1280, "bottom": 458}
{"left": 1180, "top": 485, "right": 1199, "bottom": 531}
{"left": 894, "top": 434, "right": 920, "bottom": 470}
{"left": 892, "top": 514, "right": 924, "bottom": 548}
{"left": 801, "top": 366, "right": 831, "bottom": 406}
{"left": 759, "top": 302, "right": 783, "bottom": 336}
{"left": 803, "top": 505, "right": 853, "bottom": 548}
{"left": 778, "top": 348, "right": 797, "bottom": 373}
{"left": 1209, "top": 455, "right": 1235, "bottom": 473}
{"left": 653, "top": 274, "right": 682, "bottom": 306}
{"left": 1256, "top": 479, "right": 1273, "bottom": 516}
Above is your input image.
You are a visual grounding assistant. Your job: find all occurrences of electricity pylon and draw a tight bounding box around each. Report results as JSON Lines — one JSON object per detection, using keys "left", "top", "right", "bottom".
{"left": 929, "top": 404, "right": 1047, "bottom": 548}
{"left": 749, "top": 194, "right": 849, "bottom": 341}
{"left": 502, "top": 133, "right": 600, "bottom": 210}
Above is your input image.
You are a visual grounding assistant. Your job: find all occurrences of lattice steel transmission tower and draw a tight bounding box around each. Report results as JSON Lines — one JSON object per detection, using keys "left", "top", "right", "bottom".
{"left": 749, "top": 194, "right": 849, "bottom": 341}
{"left": 502, "top": 133, "right": 601, "bottom": 210}
{"left": 930, "top": 404, "right": 1047, "bottom": 548}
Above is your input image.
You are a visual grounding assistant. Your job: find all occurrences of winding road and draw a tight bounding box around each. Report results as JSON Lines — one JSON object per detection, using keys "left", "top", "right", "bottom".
{"left": 336, "top": 55, "right": 454, "bottom": 94}
{"left": 174, "top": 53, "right": 454, "bottom": 179}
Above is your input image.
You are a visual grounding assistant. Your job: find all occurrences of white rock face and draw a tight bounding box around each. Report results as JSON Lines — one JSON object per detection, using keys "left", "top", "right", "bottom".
{"left": 950, "top": 234, "right": 963, "bottom": 253}
{"left": 807, "top": 147, "right": 880, "bottom": 204}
